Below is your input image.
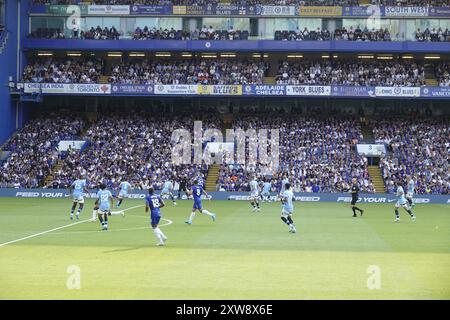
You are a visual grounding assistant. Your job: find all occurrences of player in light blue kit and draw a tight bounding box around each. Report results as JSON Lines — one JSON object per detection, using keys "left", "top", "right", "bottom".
{"left": 261, "top": 178, "right": 272, "bottom": 202}
{"left": 68, "top": 175, "right": 89, "bottom": 220}
{"left": 116, "top": 180, "right": 132, "bottom": 208}
{"left": 406, "top": 175, "right": 415, "bottom": 208}
{"left": 281, "top": 183, "right": 297, "bottom": 233}
{"left": 280, "top": 183, "right": 297, "bottom": 233}
{"left": 161, "top": 178, "right": 177, "bottom": 205}
{"left": 145, "top": 187, "right": 168, "bottom": 246}
{"left": 279, "top": 174, "right": 289, "bottom": 199}
{"left": 185, "top": 180, "right": 216, "bottom": 225}
{"left": 94, "top": 183, "right": 114, "bottom": 230}
{"left": 394, "top": 181, "right": 416, "bottom": 223}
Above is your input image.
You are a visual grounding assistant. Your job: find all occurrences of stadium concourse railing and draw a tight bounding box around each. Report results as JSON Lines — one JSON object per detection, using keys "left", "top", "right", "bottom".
{"left": 0, "top": 189, "right": 449, "bottom": 204}
{"left": 16, "top": 83, "right": 450, "bottom": 99}
{"left": 22, "top": 38, "right": 450, "bottom": 53}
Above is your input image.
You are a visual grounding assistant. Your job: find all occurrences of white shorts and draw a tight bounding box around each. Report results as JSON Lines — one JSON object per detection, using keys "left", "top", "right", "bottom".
{"left": 261, "top": 191, "right": 270, "bottom": 196}
{"left": 406, "top": 192, "right": 413, "bottom": 199}
{"left": 98, "top": 208, "right": 110, "bottom": 214}
{"left": 73, "top": 195, "right": 84, "bottom": 204}
{"left": 395, "top": 200, "right": 409, "bottom": 209}
{"left": 281, "top": 208, "right": 293, "bottom": 217}
{"left": 118, "top": 191, "right": 127, "bottom": 198}
{"left": 250, "top": 191, "right": 259, "bottom": 199}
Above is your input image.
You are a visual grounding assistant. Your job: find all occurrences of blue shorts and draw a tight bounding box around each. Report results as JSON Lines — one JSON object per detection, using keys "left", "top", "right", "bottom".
{"left": 193, "top": 199, "right": 202, "bottom": 210}
{"left": 151, "top": 214, "right": 161, "bottom": 226}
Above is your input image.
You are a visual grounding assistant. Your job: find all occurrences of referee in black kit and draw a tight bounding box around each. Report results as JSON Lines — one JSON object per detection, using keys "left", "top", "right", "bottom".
{"left": 350, "top": 178, "right": 364, "bottom": 217}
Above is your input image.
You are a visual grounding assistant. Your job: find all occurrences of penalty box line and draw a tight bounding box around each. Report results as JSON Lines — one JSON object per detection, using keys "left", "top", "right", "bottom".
{"left": 0, "top": 205, "right": 146, "bottom": 248}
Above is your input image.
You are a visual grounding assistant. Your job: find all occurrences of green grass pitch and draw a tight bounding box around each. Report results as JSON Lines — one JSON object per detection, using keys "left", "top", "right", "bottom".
{"left": 0, "top": 198, "right": 449, "bottom": 300}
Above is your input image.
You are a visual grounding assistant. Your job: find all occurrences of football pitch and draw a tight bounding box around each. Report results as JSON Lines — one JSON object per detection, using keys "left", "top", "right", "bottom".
{"left": 0, "top": 198, "right": 449, "bottom": 300}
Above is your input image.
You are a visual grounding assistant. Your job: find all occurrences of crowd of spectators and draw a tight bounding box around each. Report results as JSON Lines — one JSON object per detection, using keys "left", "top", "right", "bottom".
{"left": 276, "top": 26, "right": 391, "bottom": 41}
{"left": 275, "top": 28, "right": 331, "bottom": 41}
{"left": 22, "top": 58, "right": 104, "bottom": 83}
{"left": 370, "top": 0, "right": 450, "bottom": 6}
{"left": 133, "top": 26, "right": 249, "bottom": 41}
{"left": 216, "top": 114, "right": 375, "bottom": 193}
{"left": 276, "top": 60, "right": 425, "bottom": 86}
{"left": 373, "top": 118, "right": 449, "bottom": 195}
{"left": 415, "top": 28, "right": 450, "bottom": 42}
{"left": 0, "top": 115, "right": 83, "bottom": 188}
{"left": 436, "top": 63, "right": 450, "bottom": 86}
{"left": 108, "top": 59, "right": 268, "bottom": 85}
{"left": 47, "top": 113, "right": 220, "bottom": 190}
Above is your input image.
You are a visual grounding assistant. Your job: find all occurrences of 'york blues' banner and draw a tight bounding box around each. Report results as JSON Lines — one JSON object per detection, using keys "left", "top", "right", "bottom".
{"left": 342, "top": 6, "right": 385, "bottom": 17}
{"left": 375, "top": 86, "right": 421, "bottom": 97}
{"left": 256, "top": 5, "right": 297, "bottom": 16}
{"left": 420, "top": 86, "right": 450, "bottom": 98}
{"left": 2, "top": 189, "right": 449, "bottom": 204}
{"left": 130, "top": 5, "right": 173, "bottom": 15}
{"left": 23, "top": 83, "right": 111, "bottom": 94}
{"left": 243, "top": 85, "right": 286, "bottom": 96}
{"left": 332, "top": 86, "right": 376, "bottom": 97}
{"left": 384, "top": 6, "right": 428, "bottom": 16}
{"left": 286, "top": 85, "right": 331, "bottom": 96}
{"left": 111, "top": 84, "right": 154, "bottom": 95}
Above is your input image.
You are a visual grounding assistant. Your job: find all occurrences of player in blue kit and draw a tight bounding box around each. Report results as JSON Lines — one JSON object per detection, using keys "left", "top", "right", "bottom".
{"left": 116, "top": 180, "right": 132, "bottom": 208}
{"left": 94, "top": 183, "right": 114, "bottom": 230}
{"left": 280, "top": 183, "right": 297, "bottom": 233}
{"left": 161, "top": 178, "right": 177, "bottom": 205}
{"left": 145, "top": 187, "right": 168, "bottom": 246}
{"left": 406, "top": 175, "right": 415, "bottom": 208}
{"left": 185, "top": 180, "right": 216, "bottom": 225}
{"left": 68, "top": 175, "right": 89, "bottom": 220}
{"left": 394, "top": 181, "right": 416, "bottom": 223}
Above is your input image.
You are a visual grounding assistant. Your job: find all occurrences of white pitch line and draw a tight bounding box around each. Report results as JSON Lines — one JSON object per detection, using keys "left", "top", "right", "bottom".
{"left": 0, "top": 204, "right": 146, "bottom": 248}
{"left": 0, "top": 219, "right": 91, "bottom": 248}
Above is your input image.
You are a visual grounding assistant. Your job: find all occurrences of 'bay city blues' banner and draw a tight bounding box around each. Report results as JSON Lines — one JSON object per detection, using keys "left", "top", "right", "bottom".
{"left": 256, "top": 5, "right": 297, "bottom": 16}
{"left": 243, "top": 85, "right": 286, "bottom": 96}
{"left": 375, "top": 86, "right": 421, "bottom": 97}
{"left": 286, "top": 85, "right": 331, "bottom": 96}
{"left": 198, "top": 85, "right": 242, "bottom": 95}
{"left": 331, "top": 86, "right": 376, "bottom": 97}
{"left": 3, "top": 189, "right": 449, "bottom": 204}
{"left": 130, "top": 5, "right": 173, "bottom": 15}
{"left": 420, "top": 86, "right": 450, "bottom": 98}
{"left": 87, "top": 5, "right": 130, "bottom": 15}
{"left": 384, "top": 6, "right": 428, "bottom": 16}
{"left": 23, "top": 83, "right": 111, "bottom": 94}
{"left": 111, "top": 84, "right": 154, "bottom": 95}
{"left": 342, "top": 6, "right": 385, "bottom": 17}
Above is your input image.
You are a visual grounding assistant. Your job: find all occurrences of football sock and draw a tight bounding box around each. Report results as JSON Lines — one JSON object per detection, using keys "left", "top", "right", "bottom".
{"left": 117, "top": 199, "right": 123, "bottom": 207}
{"left": 354, "top": 207, "right": 362, "bottom": 212}
{"left": 407, "top": 209, "right": 414, "bottom": 217}
{"left": 352, "top": 208, "right": 356, "bottom": 215}
{"left": 155, "top": 227, "right": 166, "bottom": 240}
{"left": 202, "top": 209, "right": 213, "bottom": 217}
{"left": 287, "top": 216, "right": 294, "bottom": 225}
{"left": 92, "top": 209, "right": 98, "bottom": 220}
{"left": 256, "top": 202, "right": 260, "bottom": 208}
{"left": 281, "top": 217, "right": 290, "bottom": 225}
{"left": 251, "top": 202, "right": 255, "bottom": 208}
{"left": 98, "top": 214, "right": 103, "bottom": 224}
{"left": 395, "top": 209, "right": 400, "bottom": 219}
{"left": 153, "top": 228, "right": 162, "bottom": 242}
{"left": 189, "top": 212, "right": 196, "bottom": 221}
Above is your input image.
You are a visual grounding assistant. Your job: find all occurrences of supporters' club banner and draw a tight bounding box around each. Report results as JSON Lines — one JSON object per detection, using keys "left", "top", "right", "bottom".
{"left": 198, "top": 85, "right": 242, "bottom": 95}
{"left": 299, "top": 6, "right": 342, "bottom": 17}
{"left": 384, "top": 6, "right": 428, "bottom": 17}
{"left": 342, "top": 6, "right": 385, "bottom": 17}
{"left": 331, "top": 86, "right": 376, "bottom": 97}
{"left": 243, "top": 85, "right": 286, "bottom": 96}
{"left": 172, "top": 5, "right": 187, "bottom": 15}
{"left": 44, "top": 4, "right": 88, "bottom": 15}
{"left": 375, "top": 86, "right": 420, "bottom": 97}
{"left": 87, "top": 5, "right": 130, "bottom": 15}
{"left": 111, "top": 84, "right": 154, "bottom": 95}
{"left": 23, "top": 83, "right": 111, "bottom": 94}
{"left": 256, "top": 5, "right": 297, "bottom": 16}
{"left": 130, "top": 5, "right": 173, "bottom": 15}
{"left": 154, "top": 84, "right": 197, "bottom": 95}
{"left": 185, "top": 5, "right": 206, "bottom": 15}
{"left": 429, "top": 7, "right": 450, "bottom": 17}
{"left": 420, "top": 87, "right": 450, "bottom": 98}
{"left": 286, "top": 85, "right": 331, "bottom": 96}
